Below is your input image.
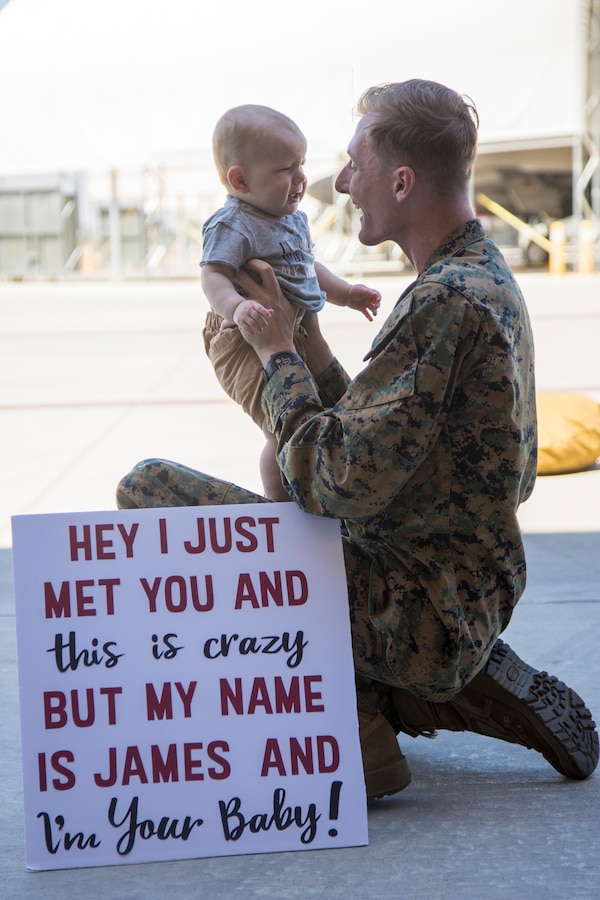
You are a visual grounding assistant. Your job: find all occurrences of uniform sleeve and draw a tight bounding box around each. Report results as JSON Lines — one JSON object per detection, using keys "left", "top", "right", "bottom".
{"left": 263, "top": 285, "right": 481, "bottom": 518}
{"left": 313, "top": 358, "right": 350, "bottom": 407}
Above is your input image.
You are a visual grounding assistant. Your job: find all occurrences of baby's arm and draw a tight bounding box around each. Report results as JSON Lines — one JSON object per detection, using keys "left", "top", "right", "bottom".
{"left": 201, "top": 263, "right": 273, "bottom": 334}
{"left": 315, "top": 261, "right": 381, "bottom": 322}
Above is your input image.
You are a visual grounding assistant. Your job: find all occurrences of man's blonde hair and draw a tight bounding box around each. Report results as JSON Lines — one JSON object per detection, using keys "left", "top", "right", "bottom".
{"left": 212, "top": 105, "right": 306, "bottom": 185}
{"left": 358, "top": 80, "right": 479, "bottom": 192}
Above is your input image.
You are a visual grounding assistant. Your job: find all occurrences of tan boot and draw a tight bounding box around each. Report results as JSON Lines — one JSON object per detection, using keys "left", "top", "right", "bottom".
{"left": 357, "top": 690, "right": 411, "bottom": 800}
{"left": 392, "top": 639, "right": 599, "bottom": 780}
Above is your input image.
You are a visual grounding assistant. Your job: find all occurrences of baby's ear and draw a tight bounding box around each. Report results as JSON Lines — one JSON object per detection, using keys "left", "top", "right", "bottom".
{"left": 227, "top": 166, "right": 249, "bottom": 193}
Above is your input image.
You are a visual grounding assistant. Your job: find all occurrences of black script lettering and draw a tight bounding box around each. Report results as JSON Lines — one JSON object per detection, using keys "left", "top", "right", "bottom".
{"left": 37, "top": 811, "right": 101, "bottom": 854}
{"left": 219, "top": 788, "right": 319, "bottom": 845}
{"left": 108, "top": 795, "right": 204, "bottom": 856}
{"left": 47, "top": 631, "right": 124, "bottom": 672}
{"left": 151, "top": 633, "right": 183, "bottom": 660}
{"left": 203, "top": 630, "right": 307, "bottom": 669}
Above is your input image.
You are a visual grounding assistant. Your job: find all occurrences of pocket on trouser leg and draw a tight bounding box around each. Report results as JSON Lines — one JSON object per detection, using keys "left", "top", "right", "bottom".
{"left": 343, "top": 543, "right": 392, "bottom": 682}
{"left": 344, "top": 543, "right": 462, "bottom": 701}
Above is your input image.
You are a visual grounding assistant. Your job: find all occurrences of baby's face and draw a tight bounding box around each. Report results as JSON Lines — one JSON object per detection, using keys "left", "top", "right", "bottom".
{"left": 242, "top": 129, "right": 307, "bottom": 218}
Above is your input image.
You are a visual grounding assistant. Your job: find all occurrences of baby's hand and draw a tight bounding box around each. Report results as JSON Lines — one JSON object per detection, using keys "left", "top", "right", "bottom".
{"left": 233, "top": 299, "right": 273, "bottom": 335}
{"left": 346, "top": 284, "right": 381, "bottom": 321}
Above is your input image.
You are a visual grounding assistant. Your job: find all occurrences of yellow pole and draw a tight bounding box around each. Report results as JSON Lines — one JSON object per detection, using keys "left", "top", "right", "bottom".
{"left": 577, "top": 220, "right": 595, "bottom": 274}
{"left": 549, "top": 221, "right": 566, "bottom": 275}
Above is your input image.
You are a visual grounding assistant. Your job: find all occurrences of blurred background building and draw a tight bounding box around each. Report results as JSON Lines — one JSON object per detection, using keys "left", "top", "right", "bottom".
{"left": 0, "top": 0, "right": 598, "bottom": 280}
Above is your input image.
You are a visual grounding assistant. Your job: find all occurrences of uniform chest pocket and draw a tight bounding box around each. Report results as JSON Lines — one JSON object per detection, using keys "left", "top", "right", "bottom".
{"left": 342, "top": 318, "right": 418, "bottom": 412}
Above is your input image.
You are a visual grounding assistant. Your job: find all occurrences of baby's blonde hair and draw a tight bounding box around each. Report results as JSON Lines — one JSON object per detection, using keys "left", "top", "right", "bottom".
{"left": 212, "top": 105, "right": 306, "bottom": 185}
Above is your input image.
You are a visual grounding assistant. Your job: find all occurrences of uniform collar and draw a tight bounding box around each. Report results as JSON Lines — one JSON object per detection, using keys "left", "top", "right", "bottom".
{"left": 420, "top": 219, "right": 485, "bottom": 273}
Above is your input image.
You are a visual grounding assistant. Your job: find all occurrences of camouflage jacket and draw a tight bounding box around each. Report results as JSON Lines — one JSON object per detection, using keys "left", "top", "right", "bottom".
{"left": 262, "top": 220, "right": 537, "bottom": 696}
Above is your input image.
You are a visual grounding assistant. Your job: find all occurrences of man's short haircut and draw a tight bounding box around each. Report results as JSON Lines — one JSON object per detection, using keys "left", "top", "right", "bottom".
{"left": 212, "top": 105, "right": 306, "bottom": 185}
{"left": 357, "top": 79, "right": 479, "bottom": 190}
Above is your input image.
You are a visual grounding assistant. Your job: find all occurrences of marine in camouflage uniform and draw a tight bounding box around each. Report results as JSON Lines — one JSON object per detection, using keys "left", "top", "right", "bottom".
{"left": 118, "top": 79, "right": 597, "bottom": 795}
{"left": 118, "top": 219, "right": 536, "bottom": 703}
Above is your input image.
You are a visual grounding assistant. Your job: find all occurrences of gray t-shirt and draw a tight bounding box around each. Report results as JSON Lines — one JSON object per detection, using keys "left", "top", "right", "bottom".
{"left": 201, "top": 196, "right": 326, "bottom": 311}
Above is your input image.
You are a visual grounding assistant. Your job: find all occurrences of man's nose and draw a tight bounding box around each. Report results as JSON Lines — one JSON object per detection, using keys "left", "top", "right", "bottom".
{"left": 335, "top": 164, "right": 350, "bottom": 194}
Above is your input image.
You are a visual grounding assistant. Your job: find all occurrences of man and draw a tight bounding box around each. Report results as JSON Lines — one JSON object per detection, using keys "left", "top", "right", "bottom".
{"left": 117, "top": 80, "right": 598, "bottom": 798}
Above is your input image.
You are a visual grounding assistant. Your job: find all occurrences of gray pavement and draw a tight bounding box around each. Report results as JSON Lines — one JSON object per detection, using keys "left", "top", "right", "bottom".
{"left": 1, "top": 273, "right": 600, "bottom": 898}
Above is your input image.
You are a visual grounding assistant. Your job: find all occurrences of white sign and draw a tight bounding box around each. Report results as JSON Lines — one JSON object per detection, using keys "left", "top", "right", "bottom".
{"left": 12, "top": 504, "right": 368, "bottom": 870}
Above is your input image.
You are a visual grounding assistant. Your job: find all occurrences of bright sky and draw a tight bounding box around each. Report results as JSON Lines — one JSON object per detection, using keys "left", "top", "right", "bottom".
{"left": 0, "top": 0, "right": 583, "bottom": 180}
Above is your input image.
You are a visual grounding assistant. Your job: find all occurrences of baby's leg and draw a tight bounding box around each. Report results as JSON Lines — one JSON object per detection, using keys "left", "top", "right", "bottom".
{"left": 260, "top": 423, "right": 291, "bottom": 502}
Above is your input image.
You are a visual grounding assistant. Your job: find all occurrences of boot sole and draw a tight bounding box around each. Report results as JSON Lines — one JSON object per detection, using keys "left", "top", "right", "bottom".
{"left": 366, "top": 758, "right": 412, "bottom": 801}
{"left": 472, "top": 639, "right": 599, "bottom": 779}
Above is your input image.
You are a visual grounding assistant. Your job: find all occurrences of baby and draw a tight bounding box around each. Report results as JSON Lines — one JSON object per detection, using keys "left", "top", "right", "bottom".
{"left": 201, "top": 104, "right": 381, "bottom": 500}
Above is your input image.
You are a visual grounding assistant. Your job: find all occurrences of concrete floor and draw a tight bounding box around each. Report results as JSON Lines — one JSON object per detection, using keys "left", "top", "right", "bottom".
{"left": 1, "top": 272, "right": 599, "bottom": 898}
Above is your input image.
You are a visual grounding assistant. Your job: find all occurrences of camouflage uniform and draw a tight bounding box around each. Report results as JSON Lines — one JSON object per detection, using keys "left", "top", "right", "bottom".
{"left": 117, "top": 220, "right": 537, "bottom": 702}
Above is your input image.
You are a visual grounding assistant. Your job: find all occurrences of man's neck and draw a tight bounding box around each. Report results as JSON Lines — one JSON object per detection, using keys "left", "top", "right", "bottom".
{"left": 402, "top": 200, "right": 476, "bottom": 274}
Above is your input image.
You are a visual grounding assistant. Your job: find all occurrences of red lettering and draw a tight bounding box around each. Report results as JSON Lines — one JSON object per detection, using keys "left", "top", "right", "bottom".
{"left": 94, "top": 742, "right": 231, "bottom": 786}
{"left": 44, "top": 687, "right": 123, "bottom": 728}
{"left": 286, "top": 570, "right": 308, "bottom": 606}
{"left": 234, "top": 516, "right": 259, "bottom": 552}
{"left": 44, "top": 581, "right": 71, "bottom": 618}
{"left": 207, "top": 740, "right": 231, "bottom": 779}
{"left": 38, "top": 750, "right": 76, "bottom": 791}
{"left": 261, "top": 738, "right": 286, "bottom": 776}
{"left": 69, "top": 522, "right": 138, "bottom": 560}
{"left": 150, "top": 744, "right": 179, "bottom": 782}
{"left": 248, "top": 678, "right": 274, "bottom": 714}
{"left": 183, "top": 742, "right": 204, "bottom": 781}
{"left": 146, "top": 682, "right": 173, "bottom": 720}
{"left": 259, "top": 736, "right": 339, "bottom": 777}
{"left": 234, "top": 570, "right": 309, "bottom": 608}
{"left": 69, "top": 524, "right": 92, "bottom": 560}
{"left": 122, "top": 746, "right": 148, "bottom": 785}
{"left": 76, "top": 580, "right": 96, "bottom": 617}
{"left": 219, "top": 675, "right": 323, "bottom": 715}
{"left": 290, "top": 737, "right": 314, "bottom": 775}
{"left": 95, "top": 524, "right": 115, "bottom": 559}
{"left": 257, "top": 516, "right": 279, "bottom": 552}
{"left": 44, "top": 579, "right": 120, "bottom": 619}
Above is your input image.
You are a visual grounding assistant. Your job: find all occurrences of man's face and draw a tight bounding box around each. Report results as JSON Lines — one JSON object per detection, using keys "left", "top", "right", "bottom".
{"left": 335, "top": 116, "right": 397, "bottom": 246}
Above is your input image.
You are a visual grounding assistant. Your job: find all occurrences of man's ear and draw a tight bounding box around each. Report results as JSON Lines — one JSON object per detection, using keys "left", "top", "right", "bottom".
{"left": 227, "top": 166, "right": 249, "bottom": 193}
{"left": 393, "top": 165, "right": 416, "bottom": 200}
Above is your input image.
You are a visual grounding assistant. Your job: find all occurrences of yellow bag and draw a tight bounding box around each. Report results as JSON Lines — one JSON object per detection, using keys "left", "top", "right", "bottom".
{"left": 536, "top": 391, "right": 600, "bottom": 475}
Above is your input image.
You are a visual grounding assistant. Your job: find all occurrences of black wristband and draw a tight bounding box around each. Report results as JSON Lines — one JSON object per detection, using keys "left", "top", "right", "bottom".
{"left": 263, "top": 351, "right": 302, "bottom": 383}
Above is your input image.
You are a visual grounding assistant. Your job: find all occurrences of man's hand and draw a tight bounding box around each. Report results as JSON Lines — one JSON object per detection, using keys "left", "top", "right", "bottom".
{"left": 233, "top": 260, "right": 298, "bottom": 366}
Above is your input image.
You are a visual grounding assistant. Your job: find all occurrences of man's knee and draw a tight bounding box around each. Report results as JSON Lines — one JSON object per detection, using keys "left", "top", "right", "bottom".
{"left": 116, "top": 458, "right": 268, "bottom": 510}
{"left": 116, "top": 458, "right": 175, "bottom": 509}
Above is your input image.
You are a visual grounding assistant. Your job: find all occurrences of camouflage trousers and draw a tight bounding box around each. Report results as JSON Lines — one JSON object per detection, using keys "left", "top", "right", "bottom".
{"left": 117, "top": 458, "right": 482, "bottom": 701}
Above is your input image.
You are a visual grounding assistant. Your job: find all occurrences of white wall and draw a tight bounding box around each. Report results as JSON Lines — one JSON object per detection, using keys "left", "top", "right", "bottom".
{"left": 0, "top": 0, "right": 585, "bottom": 177}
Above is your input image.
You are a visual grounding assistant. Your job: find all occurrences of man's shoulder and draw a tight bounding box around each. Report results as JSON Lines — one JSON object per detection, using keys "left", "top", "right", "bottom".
{"left": 419, "top": 229, "right": 517, "bottom": 301}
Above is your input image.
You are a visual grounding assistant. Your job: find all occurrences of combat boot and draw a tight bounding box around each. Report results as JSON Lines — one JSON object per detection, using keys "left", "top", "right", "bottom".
{"left": 391, "top": 639, "right": 599, "bottom": 779}
{"left": 357, "top": 682, "right": 411, "bottom": 800}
